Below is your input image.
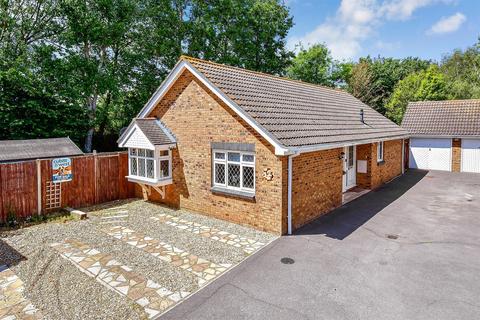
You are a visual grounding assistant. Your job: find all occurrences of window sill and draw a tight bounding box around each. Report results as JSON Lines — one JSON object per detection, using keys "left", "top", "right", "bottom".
{"left": 126, "top": 175, "right": 173, "bottom": 186}
{"left": 211, "top": 186, "right": 255, "bottom": 200}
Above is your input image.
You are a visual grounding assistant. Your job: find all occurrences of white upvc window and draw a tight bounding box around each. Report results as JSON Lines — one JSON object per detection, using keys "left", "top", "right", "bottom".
{"left": 128, "top": 148, "right": 171, "bottom": 182}
{"left": 212, "top": 150, "right": 255, "bottom": 192}
{"left": 377, "top": 141, "right": 384, "bottom": 162}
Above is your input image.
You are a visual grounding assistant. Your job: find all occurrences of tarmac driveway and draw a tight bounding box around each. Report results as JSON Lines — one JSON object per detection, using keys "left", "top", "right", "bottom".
{"left": 162, "top": 170, "right": 480, "bottom": 320}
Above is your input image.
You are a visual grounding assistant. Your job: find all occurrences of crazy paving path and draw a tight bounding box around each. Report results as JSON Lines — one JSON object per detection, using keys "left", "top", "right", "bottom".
{"left": 97, "top": 206, "right": 130, "bottom": 225}
{"left": 103, "top": 226, "right": 231, "bottom": 287}
{"left": 0, "top": 265, "right": 42, "bottom": 320}
{"left": 50, "top": 240, "right": 189, "bottom": 319}
{"left": 150, "top": 214, "right": 265, "bottom": 254}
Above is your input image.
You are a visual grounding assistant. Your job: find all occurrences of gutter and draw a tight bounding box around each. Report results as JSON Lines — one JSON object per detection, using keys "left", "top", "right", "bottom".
{"left": 285, "top": 134, "right": 410, "bottom": 155}
{"left": 287, "top": 152, "right": 300, "bottom": 235}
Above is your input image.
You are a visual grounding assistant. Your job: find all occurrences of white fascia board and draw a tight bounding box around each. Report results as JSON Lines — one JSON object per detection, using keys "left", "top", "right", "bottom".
{"left": 118, "top": 124, "right": 155, "bottom": 150}
{"left": 410, "top": 135, "right": 480, "bottom": 139}
{"left": 136, "top": 60, "right": 290, "bottom": 156}
{"left": 290, "top": 134, "right": 411, "bottom": 154}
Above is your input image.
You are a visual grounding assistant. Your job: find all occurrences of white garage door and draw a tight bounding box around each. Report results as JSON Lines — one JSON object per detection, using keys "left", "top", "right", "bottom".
{"left": 461, "top": 139, "right": 480, "bottom": 173}
{"left": 409, "top": 138, "right": 452, "bottom": 171}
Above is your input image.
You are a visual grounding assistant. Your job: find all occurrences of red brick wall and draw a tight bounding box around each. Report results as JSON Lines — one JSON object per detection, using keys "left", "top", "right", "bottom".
{"left": 452, "top": 138, "right": 461, "bottom": 172}
{"left": 356, "top": 143, "right": 373, "bottom": 189}
{"left": 356, "top": 140, "right": 403, "bottom": 189}
{"left": 146, "top": 70, "right": 285, "bottom": 234}
{"left": 133, "top": 69, "right": 404, "bottom": 234}
{"left": 290, "top": 148, "right": 343, "bottom": 230}
{"left": 371, "top": 140, "right": 403, "bottom": 189}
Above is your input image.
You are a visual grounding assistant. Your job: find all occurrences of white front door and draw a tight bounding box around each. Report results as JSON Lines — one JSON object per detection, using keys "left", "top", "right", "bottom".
{"left": 343, "top": 145, "right": 356, "bottom": 192}
{"left": 409, "top": 138, "right": 452, "bottom": 171}
{"left": 461, "top": 139, "right": 480, "bottom": 173}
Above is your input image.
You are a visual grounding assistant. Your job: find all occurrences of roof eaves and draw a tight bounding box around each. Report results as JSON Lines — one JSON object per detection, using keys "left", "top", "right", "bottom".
{"left": 289, "top": 133, "right": 410, "bottom": 154}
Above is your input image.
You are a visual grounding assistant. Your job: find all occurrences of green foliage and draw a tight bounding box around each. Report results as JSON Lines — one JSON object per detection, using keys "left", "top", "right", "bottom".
{"left": 187, "top": 0, "right": 293, "bottom": 75}
{"left": 286, "top": 44, "right": 351, "bottom": 87}
{"left": 1, "top": 0, "right": 479, "bottom": 145}
{"left": 6, "top": 205, "right": 17, "bottom": 228}
{"left": 0, "top": 54, "right": 90, "bottom": 143}
{"left": 386, "top": 65, "right": 451, "bottom": 124}
{"left": 0, "top": 0, "right": 295, "bottom": 150}
{"left": 441, "top": 39, "right": 480, "bottom": 99}
{"left": 347, "top": 56, "right": 431, "bottom": 114}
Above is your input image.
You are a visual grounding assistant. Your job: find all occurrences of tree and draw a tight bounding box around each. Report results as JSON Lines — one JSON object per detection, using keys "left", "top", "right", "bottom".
{"left": 0, "top": 58, "right": 89, "bottom": 143}
{"left": 186, "top": 0, "right": 293, "bottom": 75}
{"left": 347, "top": 56, "right": 431, "bottom": 114}
{"left": 385, "top": 65, "right": 451, "bottom": 124}
{"left": 286, "top": 44, "right": 350, "bottom": 87}
{"left": 441, "top": 39, "right": 480, "bottom": 99}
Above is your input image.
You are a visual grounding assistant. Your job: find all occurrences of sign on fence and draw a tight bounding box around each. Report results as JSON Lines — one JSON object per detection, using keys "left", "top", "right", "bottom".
{"left": 52, "top": 157, "right": 73, "bottom": 183}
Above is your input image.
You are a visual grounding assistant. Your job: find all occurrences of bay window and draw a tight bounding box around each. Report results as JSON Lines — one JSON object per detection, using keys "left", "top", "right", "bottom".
{"left": 128, "top": 148, "right": 171, "bottom": 183}
{"left": 213, "top": 150, "right": 255, "bottom": 192}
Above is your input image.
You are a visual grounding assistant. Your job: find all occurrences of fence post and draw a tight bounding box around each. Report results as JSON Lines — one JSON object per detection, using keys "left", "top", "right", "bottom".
{"left": 93, "top": 150, "right": 98, "bottom": 204}
{"left": 36, "top": 159, "right": 42, "bottom": 216}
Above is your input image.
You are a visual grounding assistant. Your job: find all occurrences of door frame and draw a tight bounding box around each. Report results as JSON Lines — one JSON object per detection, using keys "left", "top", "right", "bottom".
{"left": 342, "top": 145, "right": 357, "bottom": 192}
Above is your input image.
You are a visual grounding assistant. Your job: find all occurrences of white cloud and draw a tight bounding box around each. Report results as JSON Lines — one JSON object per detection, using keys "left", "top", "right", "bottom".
{"left": 288, "top": 0, "right": 455, "bottom": 60}
{"left": 288, "top": 0, "right": 378, "bottom": 60}
{"left": 427, "top": 12, "right": 466, "bottom": 35}
{"left": 380, "top": 0, "right": 436, "bottom": 20}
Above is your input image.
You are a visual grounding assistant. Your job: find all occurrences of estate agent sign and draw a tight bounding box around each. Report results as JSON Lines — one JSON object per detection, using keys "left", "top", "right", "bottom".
{"left": 52, "top": 157, "right": 73, "bottom": 182}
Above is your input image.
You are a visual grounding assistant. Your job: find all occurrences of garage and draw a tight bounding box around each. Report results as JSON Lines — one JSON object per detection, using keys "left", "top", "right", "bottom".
{"left": 461, "top": 139, "right": 480, "bottom": 173}
{"left": 402, "top": 100, "right": 480, "bottom": 173}
{"left": 409, "top": 138, "right": 452, "bottom": 171}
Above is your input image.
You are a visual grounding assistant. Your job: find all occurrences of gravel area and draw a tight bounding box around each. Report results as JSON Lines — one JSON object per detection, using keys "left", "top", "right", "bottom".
{"left": 0, "top": 199, "right": 277, "bottom": 319}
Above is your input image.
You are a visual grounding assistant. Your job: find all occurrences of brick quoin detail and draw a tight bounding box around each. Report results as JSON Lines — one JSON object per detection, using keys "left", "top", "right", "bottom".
{"left": 452, "top": 138, "right": 461, "bottom": 172}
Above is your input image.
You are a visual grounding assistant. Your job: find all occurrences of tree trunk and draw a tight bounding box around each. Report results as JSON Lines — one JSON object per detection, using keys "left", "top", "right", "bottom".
{"left": 84, "top": 128, "right": 94, "bottom": 153}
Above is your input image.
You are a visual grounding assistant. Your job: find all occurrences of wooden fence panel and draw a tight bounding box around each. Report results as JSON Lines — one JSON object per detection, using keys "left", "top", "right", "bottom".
{"left": 117, "top": 153, "right": 135, "bottom": 199}
{"left": 0, "top": 152, "right": 136, "bottom": 223}
{"left": 0, "top": 162, "right": 37, "bottom": 221}
{"left": 96, "top": 155, "right": 120, "bottom": 203}
{"left": 61, "top": 156, "right": 96, "bottom": 209}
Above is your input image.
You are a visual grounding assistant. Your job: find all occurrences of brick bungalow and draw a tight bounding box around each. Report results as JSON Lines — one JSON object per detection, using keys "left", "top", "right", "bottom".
{"left": 118, "top": 56, "right": 409, "bottom": 235}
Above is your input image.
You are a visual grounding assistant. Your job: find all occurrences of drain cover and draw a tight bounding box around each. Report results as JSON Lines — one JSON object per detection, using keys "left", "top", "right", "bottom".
{"left": 281, "top": 257, "right": 295, "bottom": 264}
{"left": 386, "top": 234, "right": 398, "bottom": 240}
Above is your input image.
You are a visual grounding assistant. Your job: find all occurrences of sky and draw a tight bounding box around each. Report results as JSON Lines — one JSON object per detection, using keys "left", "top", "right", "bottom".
{"left": 286, "top": 0, "right": 480, "bottom": 62}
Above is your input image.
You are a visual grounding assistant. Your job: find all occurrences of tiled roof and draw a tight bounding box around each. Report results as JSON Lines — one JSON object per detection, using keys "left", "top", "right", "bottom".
{"left": 0, "top": 138, "right": 83, "bottom": 162}
{"left": 181, "top": 56, "right": 408, "bottom": 148}
{"left": 401, "top": 100, "right": 480, "bottom": 136}
{"left": 119, "top": 118, "right": 176, "bottom": 146}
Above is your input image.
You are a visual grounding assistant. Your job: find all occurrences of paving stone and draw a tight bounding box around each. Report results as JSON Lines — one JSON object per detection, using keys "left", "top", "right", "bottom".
{"left": 51, "top": 240, "right": 188, "bottom": 319}
{"left": 103, "top": 226, "right": 232, "bottom": 287}
{"left": 0, "top": 266, "right": 42, "bottom": 320}
{"left": 150, "top": 214, "right": 265, "bottom": 255}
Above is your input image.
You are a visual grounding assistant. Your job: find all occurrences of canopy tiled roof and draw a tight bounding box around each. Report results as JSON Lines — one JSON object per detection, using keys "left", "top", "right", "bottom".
{"left": 182, "top": 56, "right": 408, "bottom": 148}
{"left": 401, "top": 100, "right": 480, "bottom": 136}
{"left": 119, "top": 118, "right": 176, "bottom": 146}
{"left": 0, "top": 138, "right": 83, "bottom": 162}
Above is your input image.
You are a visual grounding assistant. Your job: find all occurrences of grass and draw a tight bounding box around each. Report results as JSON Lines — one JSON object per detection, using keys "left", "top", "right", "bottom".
{"left": 0, "top": 210, "right": 78, "bottom": 231}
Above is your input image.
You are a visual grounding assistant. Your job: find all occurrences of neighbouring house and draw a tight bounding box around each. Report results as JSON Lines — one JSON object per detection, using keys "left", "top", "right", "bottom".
{"left": 402, "top": 99, "right": 480, "bottom": 173}
{"left": 118, "top": 56, "right": 408, "bottom": 235}
{"left": 0, "top": 137, "right": 83, "bottom": 163}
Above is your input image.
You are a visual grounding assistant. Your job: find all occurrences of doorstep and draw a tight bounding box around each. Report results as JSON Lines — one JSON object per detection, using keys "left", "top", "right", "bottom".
{"left": 342, "top": 187, "right": 370, "bottom": 204}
